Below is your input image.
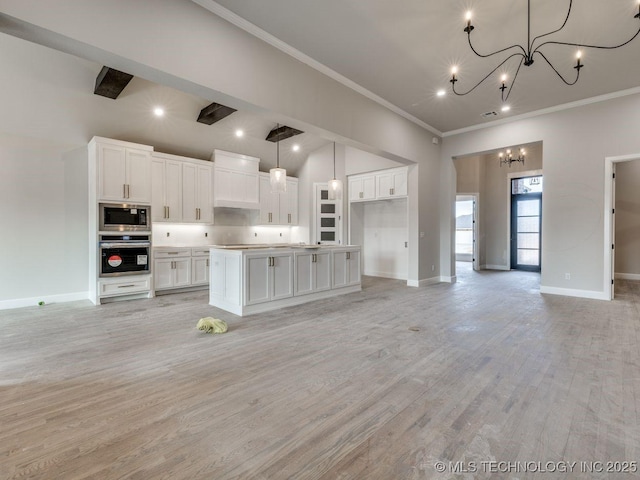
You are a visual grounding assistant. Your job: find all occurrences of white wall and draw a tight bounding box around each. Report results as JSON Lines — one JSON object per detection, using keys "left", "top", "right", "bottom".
{"left": 614, "top": 160, "right": 640, "bottom": 277}
{"left": 0, "top": 135, "right": 88, "bottom": 307}
{"left": 442, "top": 92, "right": 640, "bottom": 298}
{"left": 345, "top": 146, "right": 401, "bottom": 175}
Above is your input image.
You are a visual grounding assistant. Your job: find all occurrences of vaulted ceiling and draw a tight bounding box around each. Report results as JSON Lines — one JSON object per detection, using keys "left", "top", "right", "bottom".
{"left": 206, "top": 0, "right": 640, "bottom": 133}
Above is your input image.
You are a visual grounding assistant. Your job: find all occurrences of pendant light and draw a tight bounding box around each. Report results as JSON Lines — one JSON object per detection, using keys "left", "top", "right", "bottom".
{"left": 270, "top": 123, "right": 287, "bottom": 193}
{"left": 328, "top": 142, "right": 342, "bottom": 200}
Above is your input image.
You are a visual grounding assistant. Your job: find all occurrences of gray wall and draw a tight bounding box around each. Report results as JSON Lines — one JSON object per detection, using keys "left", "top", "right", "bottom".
{"left": 614, "top": 160, "right": 640, "bottom": 277}
{"left": 442, "top": 93, "right": 640, "bottom": 297}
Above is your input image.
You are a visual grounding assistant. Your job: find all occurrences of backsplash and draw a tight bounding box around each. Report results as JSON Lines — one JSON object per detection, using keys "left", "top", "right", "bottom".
{"left": 152, "top": 223, "right": 298, "bottom": 247}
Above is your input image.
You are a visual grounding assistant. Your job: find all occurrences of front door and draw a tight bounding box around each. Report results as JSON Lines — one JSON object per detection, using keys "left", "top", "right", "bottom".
{"left": 511, "top": 176, "right": 542, "bottom": 272}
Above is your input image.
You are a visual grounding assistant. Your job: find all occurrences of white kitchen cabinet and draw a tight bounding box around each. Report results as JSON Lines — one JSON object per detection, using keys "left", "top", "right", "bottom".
{"left": 151, "top": 156, "right": 182, "bottom": 222}
{"left": 154, "top": 257, "right": 191, "bottom": 290}
{"left": 212, "top": 150, "right": 260, "bottom": 209}
{"left": 376, "top": 168, "right": 408, "bottom": 199}
{"left": 245, "top": 252, "right": 294, "bottom": 305}
{"left": 332, "top": 248, "right": 361, "bottom": 288}
{"left": 99, "top": 275, "right": 152, "bottom": 298}
{"left": 294, "top": 250, "right": 331, "bottom": 296}
{"left": 191, "top": 248, "right": 210, "bottom": 286}
{"left": 96, "top": 140, "right": 152, "bottom": 203}
{"left": 348, "top": 174, "right": 376, "bottom": 202}
{"left": 183, "top": 162, "right": 213, "bottom": 223}
{"left": 259, "top": 173, "right": 298, "bottom": 225}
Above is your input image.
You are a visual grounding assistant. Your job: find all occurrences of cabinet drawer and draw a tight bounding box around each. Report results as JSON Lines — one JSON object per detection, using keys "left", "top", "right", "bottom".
{"left": 191, "top": 248, "right": 210, "bottom": 257}
{"left": 100, "top": 276, "right": 151, "bottom": 296}
{"left": 154, "top": 248, "right": 191, "bottom": 258}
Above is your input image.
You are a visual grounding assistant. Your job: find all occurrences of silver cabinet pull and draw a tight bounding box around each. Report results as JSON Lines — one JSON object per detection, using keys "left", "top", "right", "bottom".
{"left": 206, "top": 259, "right": 209, "bottom": 267}
{"left": 288, "top": 213, "right": 291, "bottom": 223}
{"left": 167, "top": 206, "right": 170, "bottom": 218}
{"left": 123, "top": 184, "right": 127, "bottom": 199}
{"left": 346, "top": 252, "right": 350, "bottom": 260}
{"left": 118, "top": 284, "right": 135, "bottom": 288}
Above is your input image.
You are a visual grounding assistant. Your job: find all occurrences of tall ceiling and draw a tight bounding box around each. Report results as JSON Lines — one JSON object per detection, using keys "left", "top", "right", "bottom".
{"left": 207, "top": 0, "right": 640, "bottom": 133}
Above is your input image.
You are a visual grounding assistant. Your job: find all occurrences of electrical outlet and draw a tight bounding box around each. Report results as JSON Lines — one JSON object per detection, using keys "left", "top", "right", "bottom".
{"left": 565, "top": 273, "right": 571, "bottom": 280}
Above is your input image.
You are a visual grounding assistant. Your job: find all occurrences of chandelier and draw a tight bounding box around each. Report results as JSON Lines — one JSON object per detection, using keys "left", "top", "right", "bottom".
{"left": 450, "top": 0, "right": 640, "bottom": 102}
{"left": 499, "top": 148, "right": 526, "bottom": 167}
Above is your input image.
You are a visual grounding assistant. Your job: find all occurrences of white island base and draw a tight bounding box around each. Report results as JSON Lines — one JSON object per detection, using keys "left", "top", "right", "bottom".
{"left": 209, "top": 246, "right": 361, "bottom": 316}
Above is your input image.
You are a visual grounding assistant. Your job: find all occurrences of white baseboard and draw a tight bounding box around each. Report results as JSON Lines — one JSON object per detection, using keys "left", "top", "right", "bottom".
{"left": 364, "top": 270, "right": 407, "bottom": 281}
{"left": 615, "top": 272, "right": 640, "bottom": 281}
{"left": 0, "top": 291, "right": 90, "bottom": 310}
{"left": 539, "top": 286, "right": 609, "bottom": 301}
{"left": 407, "top": 276, "right": 452, "bottom": 287}
{"left": 482, "top": 264, "right": 510, "bottom": 271}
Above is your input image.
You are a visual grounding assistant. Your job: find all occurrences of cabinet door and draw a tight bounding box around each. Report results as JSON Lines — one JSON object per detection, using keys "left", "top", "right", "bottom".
{"left": 165, "top": 160, "right": 183, "bottom": 222}
{"left": 259, "top": 175, "right": 274, "bottom": 224}
{"left": 332, "top": 251, "right": 348, "bottom": 288}
{"left": 376, "top": 173, "right": 394, "bottom": 199}
{"left": 182, "top": 163, "right": 198, "bottom": 222}
{"left": 174, "top": 258, "right": 191, "bottom": 287}
{"left": 154, "top": 259, "right": 175, "bottom": 290}
{"left": 348, "top": 177, "right": 363, "bottom": 202}
{"left": 214, "top": 167, "right": 233, "bottom": 203}
{"left": 286, "top": 179, "right": 298, "bottom": 225}
{"left": 98, "top": 144, "right": 127, "bottom": 201}
{"left": 191, "top": 257, "right": 209, "bottom": 285}
{"left": 362, "top": 175, "right": 376, "bottom": 200}
{"left": 347, "top": 250, "right": 361, "bottom": 285}
{"left": 196, "top": 164, "right": 213, "bottom": 223}
{"left": 244, "top": 173, "right": 260, "bottom": 204}
{"left": 125, "top": 149, "right": 151, "bottom": 203}
{"left": 245, "top": 255, "right": 271, "bottom": 305}
{"left": 294, "top": 252, "right": 314, "bottom": 296}
{"left": 315, "top": 251, "right": 332, "bottom": 292}
{"left": 151, "top": 158, "right": 166, "bottom": 222}
{"left": 392, "top": 170, "right": 408, "bottom": 196}
{"left": 271, "top": 253, "right": 293, "bottom": 301}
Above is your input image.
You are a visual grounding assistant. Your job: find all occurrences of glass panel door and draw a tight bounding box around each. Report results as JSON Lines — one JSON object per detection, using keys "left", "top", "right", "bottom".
{"left": 511, "top": 176, "right": 542, "bottom": 272}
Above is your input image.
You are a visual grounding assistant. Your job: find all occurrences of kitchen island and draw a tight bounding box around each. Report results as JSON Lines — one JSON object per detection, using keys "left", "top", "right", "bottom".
{"left": 209, "top": 245, "right": 361, "bottom": 316}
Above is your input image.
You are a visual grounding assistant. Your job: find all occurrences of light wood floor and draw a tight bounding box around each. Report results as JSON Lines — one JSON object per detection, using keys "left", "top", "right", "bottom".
{"left": 1, "top": 265, "right": 639, "bottom": 479}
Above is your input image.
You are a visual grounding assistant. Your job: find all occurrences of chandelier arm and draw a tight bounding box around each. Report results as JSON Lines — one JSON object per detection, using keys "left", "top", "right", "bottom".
{"left": 452, "top": 53, "right": 525, "bottom": 96}
{"left": 533, "top": 25, "right": 640, "bottom": 54}
{"left": 467, "top": 33, "right": 527, "bottom": 59}
{"left": 529, "top": 0, "right": 573, "bottom": 50}
{"left": 534, "top": 50, "right": 581, "bottom": 86}
{"left": 502, "top": 56, "right": 525, "bottom": 103}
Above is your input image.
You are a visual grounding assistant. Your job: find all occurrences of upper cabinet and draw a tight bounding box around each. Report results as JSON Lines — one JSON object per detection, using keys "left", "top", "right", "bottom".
{"left": 258, "top": 173, "right": 298, "bottom": 225}
{"left": 151, "top": 152, "right": 213, "bottom": 224}
{"left": 92, "top": 137, "right": 153, "bottom": 203}
{"left": 212, "top": 150, "right": 260, "bottom": 209}
{"left": 349, "top": 166, "right": 408, "bottom": 203}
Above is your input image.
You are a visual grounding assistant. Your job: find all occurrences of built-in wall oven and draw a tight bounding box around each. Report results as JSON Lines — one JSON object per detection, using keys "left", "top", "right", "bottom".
{"left": 99, "top": 234, "right": 151, "bottom": 277}
{"left": 99, "top": 203, "right": 150, "bottom": 232}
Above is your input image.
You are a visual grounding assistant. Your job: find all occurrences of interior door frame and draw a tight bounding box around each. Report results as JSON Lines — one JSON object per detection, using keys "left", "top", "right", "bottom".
{"left": 506, "top": 169, "right": 543, "bottom": 271}
{"left": 456, "top": 193, "right": 479, "bottom": 271}
{"left": 510, "top": 191, "right": 542, "bottom": 272}
{"left": 604, "top": 154, "right": 640, "bottom": 300}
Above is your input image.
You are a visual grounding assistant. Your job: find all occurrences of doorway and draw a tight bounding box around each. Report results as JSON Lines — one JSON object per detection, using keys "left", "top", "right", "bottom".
{"left": 510, "top": 175, "right": 542, "bottom": 272}
{"left": 455, "top": 195, "right": 479, "bottom": 271}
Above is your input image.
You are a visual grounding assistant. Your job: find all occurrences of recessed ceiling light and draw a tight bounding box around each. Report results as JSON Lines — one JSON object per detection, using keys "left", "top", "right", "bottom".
{"left": 235, "top": 129, "right": 244, "bottom": 138}
{"left": 501, "top": 105, "right": 511, "bottom": 112}
{"left": 153, "top": 107, "right": 165, "bottom": 117}
{"left": 292, "top": 144, "right": 300, "bottom": 152}
{"left": 437, "top": 89, "right": 446, "bottom": 97}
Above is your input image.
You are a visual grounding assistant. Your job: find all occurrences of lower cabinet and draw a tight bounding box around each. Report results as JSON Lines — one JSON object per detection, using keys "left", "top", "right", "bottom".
{"left": 209, "top": 246, "right": 362, "bottom": 316}
{"left": 294, "top": 251, "right": 331, "bottom": 296}
{"left": 245, "top": 252, "right": 294, "bottom": 305}
{"left": 333, "top": 248, "right": 361, "bottom": 288}
{"left": 154, "top": 247, "right": 210, "bottom": 292}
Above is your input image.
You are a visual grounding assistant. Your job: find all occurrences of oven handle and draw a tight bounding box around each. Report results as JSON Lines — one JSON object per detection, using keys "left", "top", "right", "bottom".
{"left": 100, "top": 242, "right": 151, "bottom": 248}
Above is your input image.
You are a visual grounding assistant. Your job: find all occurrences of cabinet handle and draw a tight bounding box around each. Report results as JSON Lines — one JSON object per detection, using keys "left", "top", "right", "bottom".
{"left": 269, "top": 212, "right": 272, "bottom": 223}
{"left": 206, "top": 259, "right": 209, "bottom": 267}
{"left": 118, "top": 284, "right": 135, "bottom": 288}
{"left": 346, "top": 252, "right": 350, "bottom": 260}
{"left": 288, "top": 213, "right": 291, "bottom": 224}
{"left": 167, "top": 206, "right": 170, "bottom": 218}
{"left": 359, "top": 191, "right": 363, "bottom": 199}
{"left": 127, "top": 184, "right": 130, "bottom": 198}
{"left": 123, "top": 184, "right": 127, "bottom": 199}
{"left": 167, "top": 252, "right": 179, "bottom": 255}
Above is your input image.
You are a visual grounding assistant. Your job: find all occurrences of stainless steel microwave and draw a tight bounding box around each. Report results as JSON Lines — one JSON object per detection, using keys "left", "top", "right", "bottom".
{"left": 99, "top": 203, "right": 150, "bottom": 232}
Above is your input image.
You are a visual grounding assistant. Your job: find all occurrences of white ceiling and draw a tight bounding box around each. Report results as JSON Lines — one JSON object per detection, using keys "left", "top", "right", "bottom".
{"left": 0, "top": 32, "right": 330, "bottom": 175}
{"left": 207, "top": 0, "right": 640, "bottom": 133}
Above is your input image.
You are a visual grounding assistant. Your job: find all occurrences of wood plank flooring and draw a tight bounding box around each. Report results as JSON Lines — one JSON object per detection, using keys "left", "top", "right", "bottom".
{"left": 1, "top": 264, "right": 639, "bottom": 479}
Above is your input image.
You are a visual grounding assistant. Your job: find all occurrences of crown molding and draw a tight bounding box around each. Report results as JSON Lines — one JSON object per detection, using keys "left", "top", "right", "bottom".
{"left": 191, "top": 0, "right": 443, "bottom": 137}
{"left": 443, "top": 86, "right": 640, "bottom": 137}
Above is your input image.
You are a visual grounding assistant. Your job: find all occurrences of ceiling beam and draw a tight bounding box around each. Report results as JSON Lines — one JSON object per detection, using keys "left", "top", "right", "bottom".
{"left": 266, "top": 125, "right": 304, "bottom": 142}
{"left": 94, "top": 66, "right": 133, "bottom": 99}
{"left": 197, "top": 102, "right": 237, "bottom": 125}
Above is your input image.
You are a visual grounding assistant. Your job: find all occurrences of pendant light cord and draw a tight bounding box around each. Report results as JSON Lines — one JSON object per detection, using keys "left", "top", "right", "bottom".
{"left": 333, "top": 142, "right": 336, "bottom": 179}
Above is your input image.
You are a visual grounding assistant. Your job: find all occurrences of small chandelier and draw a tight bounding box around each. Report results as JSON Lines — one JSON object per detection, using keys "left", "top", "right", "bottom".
{"left": 450, "top": 0, "right": 640, "bottom": 102}
{"left": 499, "top": 148, "right": 526, "bottom": 167}
{"left": 328, "top": 142, "right": 342, "bottom": 200}
{"left": 270, "top": 123, "right": 286, "bottom": 193}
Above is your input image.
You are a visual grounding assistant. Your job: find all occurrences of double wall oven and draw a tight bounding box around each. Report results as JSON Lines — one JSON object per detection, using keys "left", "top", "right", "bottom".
{"left": 98, "top": 204, "right": 151, "bottom": 277}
